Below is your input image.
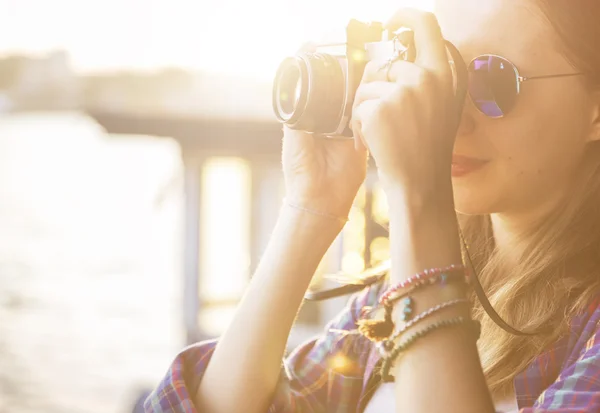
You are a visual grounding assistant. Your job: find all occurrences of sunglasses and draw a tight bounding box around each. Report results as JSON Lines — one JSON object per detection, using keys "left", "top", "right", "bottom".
{"left": 467, "top": 54, "right": 584, "bottom": 118}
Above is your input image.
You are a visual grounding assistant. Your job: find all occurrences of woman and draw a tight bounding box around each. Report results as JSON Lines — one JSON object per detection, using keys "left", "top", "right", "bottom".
{"left": 145, "top": 1, "right": 600, "bottom": 412}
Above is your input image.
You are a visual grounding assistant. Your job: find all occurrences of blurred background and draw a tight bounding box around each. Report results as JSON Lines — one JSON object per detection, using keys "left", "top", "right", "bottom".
{"left": 0, "top": 0, "right": 432, "bottom": 412}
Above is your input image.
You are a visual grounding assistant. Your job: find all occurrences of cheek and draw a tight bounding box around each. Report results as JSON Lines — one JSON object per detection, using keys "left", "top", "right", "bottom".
{"left": 489, "top": 96, "right": 588, "bottom": 191}
{"left": 508, "top": 90, "right": 586, "bottom": 167}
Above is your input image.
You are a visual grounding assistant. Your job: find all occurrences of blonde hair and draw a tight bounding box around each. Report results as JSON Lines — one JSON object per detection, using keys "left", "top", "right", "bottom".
{"left": 458, "top": 143, "right": 600, "bottom": 395}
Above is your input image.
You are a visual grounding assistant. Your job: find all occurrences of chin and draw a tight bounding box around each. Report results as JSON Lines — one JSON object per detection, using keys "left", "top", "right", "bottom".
{"left": 452, "top": 186, "right": 496, "bottom": 216}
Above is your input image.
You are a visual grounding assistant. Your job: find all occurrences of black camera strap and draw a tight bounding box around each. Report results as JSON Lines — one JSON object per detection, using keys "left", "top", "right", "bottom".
{"left": 445, "top": 41, "right": 550, "bottom": 336}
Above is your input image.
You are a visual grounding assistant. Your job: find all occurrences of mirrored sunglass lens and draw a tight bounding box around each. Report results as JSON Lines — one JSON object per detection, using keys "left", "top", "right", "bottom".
{"left": 469, "top": 55, "right": 519, "bottom": 117}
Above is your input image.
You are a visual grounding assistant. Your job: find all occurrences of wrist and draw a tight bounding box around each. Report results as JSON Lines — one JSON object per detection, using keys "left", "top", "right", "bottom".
{"left": 387, "top": 189, "right": 462, "bottom": 284}
{"left": 385, "top": 187, "right": 457, "bottom": 231}
{"left": 284, "top": 198, "right": 349, "bottom": 227}
{"left": 256, "top": 203, "right": 343, "bottom": 285}
{"left": 285, "top": 189, "right": 357, "bottom": 222}
{"left": 277, "top": 201, "right": 346, "bottom": 241}
{"left": 383, "top": 178, "right": 455, "bottom": 213}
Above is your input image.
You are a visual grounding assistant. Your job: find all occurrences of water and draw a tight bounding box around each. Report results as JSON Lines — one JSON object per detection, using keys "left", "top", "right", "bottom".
{"left": 0, "top": 112, "right": 185, "bottom": 413}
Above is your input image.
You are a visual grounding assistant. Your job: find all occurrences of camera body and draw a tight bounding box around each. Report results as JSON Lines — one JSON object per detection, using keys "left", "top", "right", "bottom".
{"left": 272, "top": 19, "right": 409, "bottom": 137}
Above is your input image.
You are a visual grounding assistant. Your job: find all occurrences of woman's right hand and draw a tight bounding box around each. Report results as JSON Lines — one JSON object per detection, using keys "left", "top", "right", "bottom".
{"left": 282, "top": 126, "right": 368, "bottom": 220}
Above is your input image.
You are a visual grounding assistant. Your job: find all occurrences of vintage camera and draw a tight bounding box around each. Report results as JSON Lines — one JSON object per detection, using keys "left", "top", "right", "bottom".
{"left": 272, "top": 19, "right": 465, "bottom": 138}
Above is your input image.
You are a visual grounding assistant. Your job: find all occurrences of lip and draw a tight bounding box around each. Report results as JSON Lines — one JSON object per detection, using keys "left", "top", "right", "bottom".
{"left": 451, "top": 155, "right": 490, "bottom": 177}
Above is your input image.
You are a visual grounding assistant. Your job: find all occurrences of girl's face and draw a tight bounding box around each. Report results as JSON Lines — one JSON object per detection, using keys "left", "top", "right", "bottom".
{"left": 435, "top": 0, "right": 599, "bottom": 218}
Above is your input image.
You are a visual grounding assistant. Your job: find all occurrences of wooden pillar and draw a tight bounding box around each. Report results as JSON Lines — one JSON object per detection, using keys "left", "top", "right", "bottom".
{"left": 182, "top": 155, "right": 204, "bottom": 345}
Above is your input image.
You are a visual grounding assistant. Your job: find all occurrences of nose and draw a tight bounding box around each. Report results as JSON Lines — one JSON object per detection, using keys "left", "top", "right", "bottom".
{"left": 456, "top": 97, "right": 477, "bottom": 136}
{"left": 457, "top": 109, "right": 476, "bottom": 136}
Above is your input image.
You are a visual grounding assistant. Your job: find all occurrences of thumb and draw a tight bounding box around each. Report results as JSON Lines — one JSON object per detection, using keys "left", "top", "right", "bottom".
{"left": 282, "top": 126, "right": 314, "bottom": 157}
{"left": 351, "top": 120, "right": 369, "bottom": 153}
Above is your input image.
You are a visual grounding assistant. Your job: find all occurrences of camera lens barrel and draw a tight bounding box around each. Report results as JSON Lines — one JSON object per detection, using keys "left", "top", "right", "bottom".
{"left": 273, "top": 53, "right": 346, "bottom": 135}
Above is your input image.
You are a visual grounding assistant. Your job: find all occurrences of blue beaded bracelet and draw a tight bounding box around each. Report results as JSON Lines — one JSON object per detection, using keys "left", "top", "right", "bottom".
{"left": 380, "top": 317, "right": 481, "bottom": 382}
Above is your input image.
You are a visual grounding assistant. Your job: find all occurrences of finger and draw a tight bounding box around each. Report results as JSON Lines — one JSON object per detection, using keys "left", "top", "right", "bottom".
{"left": 361, "top": 59, "right": 416, "bottom": 83}
{"left": 282, "top": 125, "right": 314, "bottom": 157}
{"left": 352, "top": 98, "right": 382, "bottom": 148}
{"left": 350, "top": 114, "right": 366, "bottom": 151}
{"left": 384, "top": 8, "right": 447, "bottom": 74}
{"left": 353, "top": 81, "right": 390, "bottom": 111}
{"left": 353, "top": 125, "right": 368, "bottom": 153}
{"left": 363, "top": 59, "right": 433, "bottom": 89}
{"left": 347, "top": 113, "right": 367, "bottom": 152}
{"left": 351, "top": 99, "right": 374, "bottom": 151}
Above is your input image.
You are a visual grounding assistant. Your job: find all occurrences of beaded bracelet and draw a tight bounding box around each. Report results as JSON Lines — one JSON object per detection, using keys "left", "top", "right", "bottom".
{"left": 380, "top": 317, "right": 481, "bottom": 382}
{"left": 382, "top": 271, "right": 468, "bottom": 308}
{"left": 379, "top": 264, "right": 467, "bottom": 305}
{"left": 377, "top": 298, "right": 471, "bottom": 357}
{"left": 357, "top": 270, "right": 468, "bottom": 342}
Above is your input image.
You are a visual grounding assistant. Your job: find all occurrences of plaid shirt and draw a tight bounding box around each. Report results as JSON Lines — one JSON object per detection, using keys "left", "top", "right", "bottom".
{"left": 145, "top": 284, "right": 600, "bottom": 413}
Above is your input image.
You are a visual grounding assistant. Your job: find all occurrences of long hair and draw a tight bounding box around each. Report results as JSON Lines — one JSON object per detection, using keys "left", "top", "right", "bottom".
{"left": 469, "top": 1, "right": 600, "bottom": 395}
{"left": 463, "top": 150, "right": 600, "bottom": 394}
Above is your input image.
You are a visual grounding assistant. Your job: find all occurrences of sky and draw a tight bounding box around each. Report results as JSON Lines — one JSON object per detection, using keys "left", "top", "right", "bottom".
{"left": 0, "top": 0, "right": 433, "bottom": 80}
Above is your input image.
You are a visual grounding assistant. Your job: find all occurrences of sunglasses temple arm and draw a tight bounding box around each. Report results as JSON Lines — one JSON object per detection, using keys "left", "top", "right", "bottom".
{"left": 519, "top": 72, "right": 585, "bottom": 83}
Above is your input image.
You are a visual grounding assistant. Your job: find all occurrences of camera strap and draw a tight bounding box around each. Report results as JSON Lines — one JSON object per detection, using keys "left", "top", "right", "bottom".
{"left": 443, "top": 42, "right": 550, "bottom": 336}
{"left": 444, "top": 41, "right": 469, "bottom": 128}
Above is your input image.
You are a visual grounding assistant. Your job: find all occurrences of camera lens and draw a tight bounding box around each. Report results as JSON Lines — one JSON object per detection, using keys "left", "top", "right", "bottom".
{"left": 274, "top": 58, "right": 306, "bottom": 120}
{"left": 273, "top": 53, "right": 346, "bottom": 134}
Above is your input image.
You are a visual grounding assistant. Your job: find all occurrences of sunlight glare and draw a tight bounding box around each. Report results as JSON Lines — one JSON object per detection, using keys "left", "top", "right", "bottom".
{"left": 196, "top": 0, "right": 435, "bottom": 79}
{"left": 199, "top": 158, "right": 251, "bottom": 302}
{"left": 0, "top": 0, "right": 433, "bottom": 78}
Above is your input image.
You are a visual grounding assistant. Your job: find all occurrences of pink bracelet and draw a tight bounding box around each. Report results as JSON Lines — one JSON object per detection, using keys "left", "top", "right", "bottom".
{"left": 357, "top": 265, "right": 469, "bottom": 343}
{"left": 379, "top": 264, "right": 467, "bottom": 306}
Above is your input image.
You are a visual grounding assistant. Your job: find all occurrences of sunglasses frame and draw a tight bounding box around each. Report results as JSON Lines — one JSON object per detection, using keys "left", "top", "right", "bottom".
{"left": 468, "top": 54, "right": 584, "bottom": 119}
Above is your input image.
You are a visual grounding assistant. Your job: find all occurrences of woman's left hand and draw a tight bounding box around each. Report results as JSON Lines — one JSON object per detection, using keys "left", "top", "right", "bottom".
{"left": 352, "top": 9, "right": 458, "bottom": 200}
